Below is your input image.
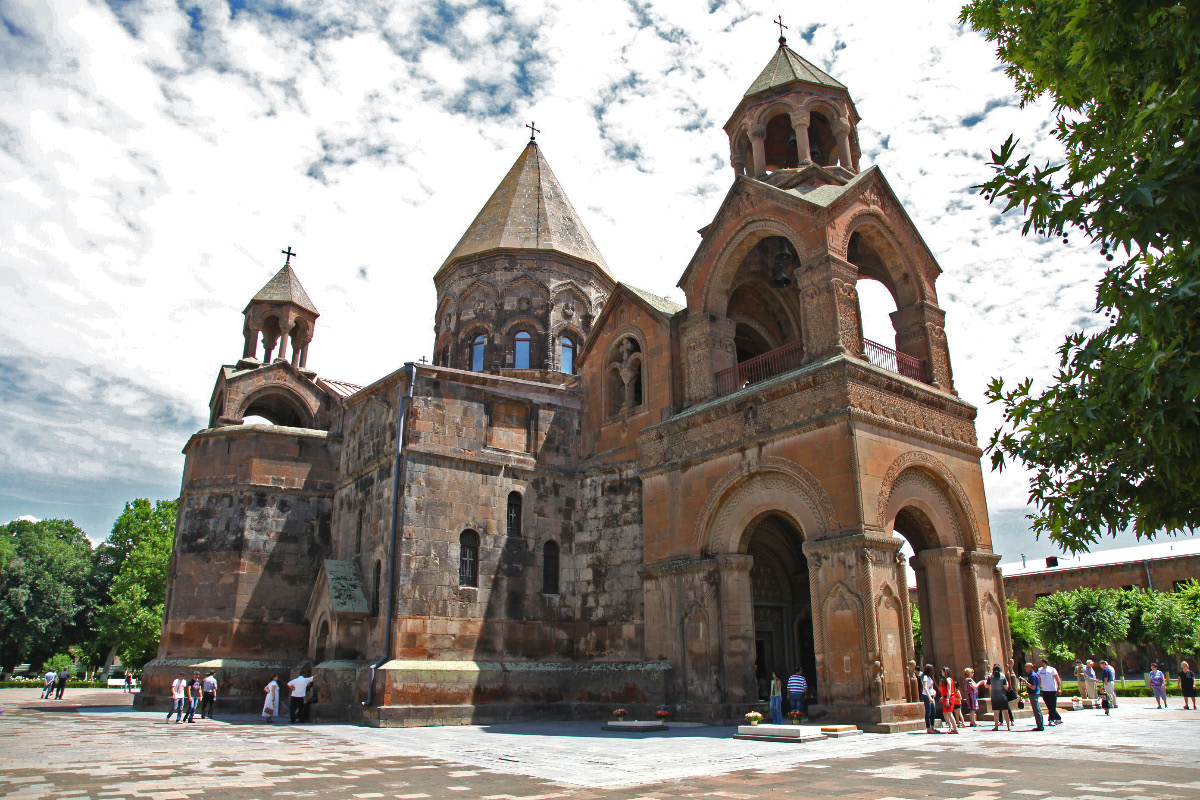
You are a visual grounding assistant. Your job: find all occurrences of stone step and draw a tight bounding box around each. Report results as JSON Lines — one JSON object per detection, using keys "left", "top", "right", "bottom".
{"left": 733, "top": 723, "right": 827, "bottom": 743}
{"left": 601, "top": 720, "right": 668, "bottom": 732}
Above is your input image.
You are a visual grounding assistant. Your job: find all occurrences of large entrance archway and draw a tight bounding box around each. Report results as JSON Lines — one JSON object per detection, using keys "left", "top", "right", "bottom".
{"left": 744, "top": 513, "right": 816, "bottom": 703}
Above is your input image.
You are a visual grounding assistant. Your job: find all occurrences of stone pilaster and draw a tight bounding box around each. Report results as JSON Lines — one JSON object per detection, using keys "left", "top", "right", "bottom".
{"left": 791, "top": 110, "right": 811, "bottom": 164}
{"left": 796, "top": 254, "right": 862, "bottom": 361}
{"left": 891, "top": 301, "right": 953, "bottom": 390}
{"left": 912, "top": 547, "right": 972, "bottom": 670}
{"left": 681, "top": 313, "right": 736, "bottom": 406}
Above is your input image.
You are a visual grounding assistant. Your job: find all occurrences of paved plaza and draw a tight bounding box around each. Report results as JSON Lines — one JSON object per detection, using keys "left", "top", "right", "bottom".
{"left": 2, "top": 689, "right": 1199, "bottom": 799}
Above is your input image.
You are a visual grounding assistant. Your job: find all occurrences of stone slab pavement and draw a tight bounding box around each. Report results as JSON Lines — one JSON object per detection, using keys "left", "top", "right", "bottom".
{"left": 2, "top": 688, "right": 1199, "bottom": 799}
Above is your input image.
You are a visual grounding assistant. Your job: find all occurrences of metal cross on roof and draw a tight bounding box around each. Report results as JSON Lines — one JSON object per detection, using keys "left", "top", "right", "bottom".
{"left": 774, "top": 15, "right": 788, "bottom": 41}
{"left": 281, "top": 246, "right": 296, "bottom": 265}
{"left": 526, "top": 121, "right": 540, "bottom": 141}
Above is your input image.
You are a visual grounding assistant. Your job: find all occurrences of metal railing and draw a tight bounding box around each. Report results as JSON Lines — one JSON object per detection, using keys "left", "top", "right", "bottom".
{"left": 715, "top": 339, "right": 806, "bottom": 397}
{"left": 863, "top": 338, "right": 929, "bottom": 383}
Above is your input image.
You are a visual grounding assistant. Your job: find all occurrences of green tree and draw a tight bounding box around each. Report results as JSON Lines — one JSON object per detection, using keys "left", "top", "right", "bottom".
{"left": 41, "top": 653, "right": 74, "bottom": 675}
{"left": 92, "top": 500, "right": 176, "bottom": 670}
{"left": 910, "top": 604, "right": 922, "bottom": 661}
{"left": 1142, "top": 591, "right": 1200, "bottom": 663}
{"left": 0, "top": 519, "right": 94, "bottom": 673}
{"left": 960, "top": 0, "right": 1200, "bottom": 552}
{"left": 1033, "top": 587, "right": 1128, "bottom": 659}
{"left": 1007, "top": 598, "right": 1040, "bottom": 657}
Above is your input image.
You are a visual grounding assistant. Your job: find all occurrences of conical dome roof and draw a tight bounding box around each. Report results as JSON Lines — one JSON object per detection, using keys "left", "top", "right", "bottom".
{"left": 244, "top": 264, "right": 319, "bottom": 316}
{"left": 744, "top": 41, "right": 845, "bottom": 96}
{"left": 437, "top": 142, "right": 610, "bottom": 278}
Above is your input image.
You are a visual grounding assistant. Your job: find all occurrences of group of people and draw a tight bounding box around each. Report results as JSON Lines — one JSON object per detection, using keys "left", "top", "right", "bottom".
{"left": 39, "top": 669, "right": 69, "bottom": 700}
{"left": 759, "top": 668, "right": 809, "bottom": 724}
{"left": 262, "top": 669, "right": 315, "bottom": 724}
{"left": 1070, "top": 658, "right": 1121, "bottom": 714}
{"left": 917, "top": 657, "right": 1076, "bottom": 734}
{"left": 167, "top": 671, "right": 220, "bottom": 723}
{"left": 1145, "top": 660, "right": 1197, "bottom": 709}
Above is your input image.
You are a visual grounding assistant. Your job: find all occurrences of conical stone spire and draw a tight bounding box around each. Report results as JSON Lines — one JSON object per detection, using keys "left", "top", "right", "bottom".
{"left": 437, "top": 141, "right": 610, "bottom": 278}
{"left": 245, "top": 264, "right": 319, "bottom": 316}
{"left": 743, "top": 41, "right": 845, "bottom": 97}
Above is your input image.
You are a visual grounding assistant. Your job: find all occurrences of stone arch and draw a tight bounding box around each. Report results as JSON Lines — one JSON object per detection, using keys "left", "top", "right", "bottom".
{"left": 312, "top": 612, "right": 331, "bottom": 664}
{"left": 502, "top": 273, "right": 552, "bottom": 296}
{"left": 605, "top": 329, "right": 646, "bottom": 416}
{"left": 837, "top": 210, "right": 927, "bottom": 306}
{"left": 754, "top": 98, "right": 801, "bottom": 128}
{"left": 877, "top": 452, "right": 979, "bottom": 551}
{"left": 237, "top": 384, "right": 316, "bottom": 428}
{"left": 696, "top": 457, "right": 837, "bottom": 555}
{"left": 461, "top": 281, "right": 499, "bottom": 318}
{"left": 702, "top": 216, "right": 818, "bottom": 317}
{"left": 500, "top": 315, "right": 546, "bottom": 336}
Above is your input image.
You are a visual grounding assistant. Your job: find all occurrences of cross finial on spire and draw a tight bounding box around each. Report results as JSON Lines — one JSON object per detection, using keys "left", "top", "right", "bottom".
{"left": 281, "top": 246, "right": 296, "bottom": 266}
{"left": 526, "top": 121, "right": 540, "bottom": 141}
{"left": 774, "top": 14, "right": 787, "bottom": 44}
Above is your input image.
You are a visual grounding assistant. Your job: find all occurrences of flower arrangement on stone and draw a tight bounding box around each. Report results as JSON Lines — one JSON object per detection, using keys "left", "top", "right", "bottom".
{"left": 744, "top": 711, "right": 763, "bottom": 725}
{"left": 654, "top": 710, "right": 670, "bottom": 720}
{"left": 612, "top": 709, "right": 628, "bottom": 721}
{"left": 788, "top": 709, "right": 804, "bottom": 724}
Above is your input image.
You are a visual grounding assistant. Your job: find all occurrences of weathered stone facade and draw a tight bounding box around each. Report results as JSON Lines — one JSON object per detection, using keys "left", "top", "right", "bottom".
{"left": 140, "top": 38, "right": 1010, "bottom": 730}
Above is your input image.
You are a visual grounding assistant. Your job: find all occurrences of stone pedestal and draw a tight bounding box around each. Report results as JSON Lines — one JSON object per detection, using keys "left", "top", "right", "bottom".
{"left": 602, "top": 720, "right": 668, "bottom": 732}
{"left": 734, "top": 723, "right": 827, "bottom": 742}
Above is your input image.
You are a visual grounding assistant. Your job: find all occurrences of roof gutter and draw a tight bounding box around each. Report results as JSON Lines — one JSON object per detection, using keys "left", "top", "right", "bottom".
{"left": 364, "top": 361, "right": 417, "bottom": 709}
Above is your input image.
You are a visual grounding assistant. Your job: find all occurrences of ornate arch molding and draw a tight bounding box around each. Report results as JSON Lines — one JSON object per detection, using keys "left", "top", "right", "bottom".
{"left": 695, "top": 456, "right": 838, "bottom": 555}
{"left": 754, "top": 99, "right": 801, "bottom": 127}
{"left": 500, "top": 315, "right": 546, "bottom": 336}
{"left": 236, "top": 382, "right": 317, "bottom": 428}
{"left": 876, "top": 451, "right": 980, "bottom": 551}
{"left": 703, "top": 215, "right": 820, "bottom": 316}
{"left": 837, "top": 209, "right": 933, "bottom": 305}
{"left": 501, "top": 274, "right": 553, "bottom": 299}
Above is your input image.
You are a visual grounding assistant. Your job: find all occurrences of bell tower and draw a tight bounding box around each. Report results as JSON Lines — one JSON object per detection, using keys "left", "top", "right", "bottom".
{"left": 241, "top": 248, "right": 319, "bottom": 371}
{"left": 723, "top": 29, "right": 861, "bottom": 177}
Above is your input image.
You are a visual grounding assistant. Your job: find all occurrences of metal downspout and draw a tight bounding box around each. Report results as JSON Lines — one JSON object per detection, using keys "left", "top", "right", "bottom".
{"left": 365, "top": 361, "right": 417, "bottom": 708}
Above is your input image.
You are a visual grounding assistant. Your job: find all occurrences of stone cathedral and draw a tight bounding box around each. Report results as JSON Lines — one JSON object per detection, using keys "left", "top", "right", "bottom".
{"left": 140, "top": 36, "right": 1012, "bottom": 731}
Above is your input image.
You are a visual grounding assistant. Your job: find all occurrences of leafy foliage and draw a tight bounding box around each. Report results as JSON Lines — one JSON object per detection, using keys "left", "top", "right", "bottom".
{"left": 1141, "top": 591, "right": 1200, "bottom": 657}
{"left": 0, "top": 519, "right": 94, "bottom": 673}
{"left": 1006, "top": 598, "right": 1040, "bottom": 655}
{"left": 910, "top": 603, "right": 922, "bottom": 661}
{"left": 961, "top": 0, "right": 1200, "bottom": 552}
{"left": 41, "top": 653, "right": 74, "bottom": 674}
{"left": 92, "top": 500, "right": 176, "bottom": 670}
{"left": 1033, "top": 587, "right": 1128, "bottom": 656}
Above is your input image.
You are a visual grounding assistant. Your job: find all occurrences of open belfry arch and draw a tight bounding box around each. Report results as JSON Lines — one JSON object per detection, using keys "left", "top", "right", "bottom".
{"left": 141, "top": 28, "right": 1009, "bottom": 731}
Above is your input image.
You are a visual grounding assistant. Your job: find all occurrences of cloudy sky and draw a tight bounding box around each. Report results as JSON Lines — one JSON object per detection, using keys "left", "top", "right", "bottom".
{"left": 0, "top": 0, "right": 1180, "bottom": 557}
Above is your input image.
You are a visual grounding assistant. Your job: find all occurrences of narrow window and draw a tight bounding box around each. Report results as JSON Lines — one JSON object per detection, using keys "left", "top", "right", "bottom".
{"left": 355, "top": 509, "right": 363, "bottom": 555}
{"left": 471, "top": 334, "right": 487, "bottom": 372}
{"left": 372, "top": 560, "right": 383, "bottom": 615}
{"left": 543, "top": 541, "right": 560, "bottom": 595}
{"left": 561, "top": 335, "right": 575, "bottom": 374}
{"left": 514, "top": 330, "right": 532, "bottom": 369}
{"left": 459, "top": 530, "right": 480, "bottom": 587}
{"left": 506, "top": 492, "right": 522, "bottom": 537}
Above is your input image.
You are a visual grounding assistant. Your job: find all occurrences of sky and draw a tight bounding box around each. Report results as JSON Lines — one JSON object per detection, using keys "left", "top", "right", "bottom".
{"left": 0, "top": 0, "right": 1187, "bottom": 558}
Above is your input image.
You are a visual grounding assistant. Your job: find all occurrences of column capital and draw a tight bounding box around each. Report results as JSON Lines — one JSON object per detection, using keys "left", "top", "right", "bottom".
{"left": 749, "top": 124, "right": 766, "bottom": 140}
{"left": 914, "top": 547, "right": 965, "bottom": 567}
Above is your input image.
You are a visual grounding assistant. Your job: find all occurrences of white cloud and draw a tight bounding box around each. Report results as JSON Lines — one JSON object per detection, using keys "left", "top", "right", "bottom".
{"left": 0, "top": 0, "right": 1113, "bottom": 545}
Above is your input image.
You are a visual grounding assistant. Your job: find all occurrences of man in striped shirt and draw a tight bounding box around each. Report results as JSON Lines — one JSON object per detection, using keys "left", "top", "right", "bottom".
{"left": 787, "top": 669, "right": 808, "bottom": 715}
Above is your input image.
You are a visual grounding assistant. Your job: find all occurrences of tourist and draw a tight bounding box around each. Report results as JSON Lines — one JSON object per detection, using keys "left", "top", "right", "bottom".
{"left": 123, "top": 672, "right": 133, "bottom": 693}
{"left": 1084, "top": 660, "right": 1099, "bottom": 702}
{"left": 1177, "top": 661, "right": 1196, "bottom": 710}
{"left": 1022, "top": 662, "right": 1045, "bottom": 731}
{"left": 987, "top": 664, "right": 1012, "bottom": 731}
{"left": 40, "top": 669, "right": 56, "bottom": 699}
{"left": 786, "top": 667, "right": 807, "bottom": 717}
{"left": 962, "top": 667, "right": 980, "bottom": 727}
{"left": 200, "top": 671, "right": 218, "bottom": 719}
{"left": 769, "top": 672, "right": 783, "bottom": 724}
{"left": 287, "top": 669, "right": 314, "bottom": 724}
{"left": 939, "top": 667, "right": 959, "bottom": 734}
{"left": 54, "top": 669, "right": 69, "bottom": 700}
{"left": 1149, "top": 662, "right": 1168, "bottom": 709}
{"left": 1037, "top": 658, "right": 1062, "bottom": 725}
{"left": 183, "top": 671, "right": 203, "bottom": 723}
{"left": 1099, "top": 660, "right": 1118, "bottom": 710}
{"left": 1073, "top": 659, "right": 1085, "bottom": 693}
{"left": 921, "top": 664, "right": 939, "bottom": 733}
{"left": 262, "top": 675, "right": 281, "bottom": 723}
{"left": 168, "top": 672, "right": 186, "bottom": 723}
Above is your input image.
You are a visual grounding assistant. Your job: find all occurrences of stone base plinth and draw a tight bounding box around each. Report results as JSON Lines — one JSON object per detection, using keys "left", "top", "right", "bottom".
{"left": 602, "top": 720, "right": 668, "bottom": 731}
{"left": 820, "top": 724, "right": 863, "bottom": 737}
{"left": 809, "top": 701, "right": 923, "bottom": 734}
{"left": 133, "top": 657, "right": 309, "bottom": 715}
{"left": 734, "top": 724, "right": 826, "bottom": 742}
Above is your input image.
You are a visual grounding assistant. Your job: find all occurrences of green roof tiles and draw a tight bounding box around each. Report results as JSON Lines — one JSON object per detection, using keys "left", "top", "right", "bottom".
{"left": 744, "top": 43, "right": 845, "bottom": 96}
{"left": 624, "top": 284, "right": 684, "bottom": 317}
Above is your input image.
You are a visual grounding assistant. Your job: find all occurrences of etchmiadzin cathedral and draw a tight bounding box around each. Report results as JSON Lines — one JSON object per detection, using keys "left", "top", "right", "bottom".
{"left": 138, "top": 28, "right": 1012, "bottom": 731}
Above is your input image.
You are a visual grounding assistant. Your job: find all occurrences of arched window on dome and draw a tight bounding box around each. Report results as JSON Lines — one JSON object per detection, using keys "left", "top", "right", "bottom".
{"left": 470, "top": 334, "right": 487, "bottom": 372}
{"left": 542, "top": 540, "right": 560, "bottom": 595}
{"left": 561, "top": 335, "right": 575, "bottom": 374}
{"left": 459, "top": 530, "right": 480, "bottom": 587}
{"left": 514, "top": 330, "right": 532, "bottom": 370}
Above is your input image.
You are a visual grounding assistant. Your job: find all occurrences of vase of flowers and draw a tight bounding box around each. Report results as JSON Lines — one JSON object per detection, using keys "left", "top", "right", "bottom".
{"left": 745, "top": 711, "right": 763, "bottom": 726}
{"left": 613, "top": 708, "right": 628, "bottom": 722}
{"left": 788, "top": 710, "right": 804, "bottom": 725}
{"left": 654, "top": 710, "right": 670, "bottom": 722}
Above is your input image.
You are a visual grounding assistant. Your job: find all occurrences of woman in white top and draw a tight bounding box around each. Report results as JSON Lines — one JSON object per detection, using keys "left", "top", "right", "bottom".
{"left": 262, "top": 676, "right": 281, "bottom": 723}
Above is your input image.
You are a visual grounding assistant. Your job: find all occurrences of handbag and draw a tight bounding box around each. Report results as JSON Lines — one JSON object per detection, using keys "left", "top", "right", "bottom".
{"left": 1005, "top": 688, "right": 1017, "bottom": 702}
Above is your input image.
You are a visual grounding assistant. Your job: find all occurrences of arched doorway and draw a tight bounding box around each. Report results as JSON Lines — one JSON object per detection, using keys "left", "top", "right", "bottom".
{"left": 744, "top": 513, "right": 816, "bottom": 703}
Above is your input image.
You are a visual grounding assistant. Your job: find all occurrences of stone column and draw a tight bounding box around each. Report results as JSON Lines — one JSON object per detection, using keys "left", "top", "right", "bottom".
{"left": 913, "top": 547, "right": 973, "bottom": 671}
{"left": 680, "top": 313, "right": 736, "bottom": 406}
{"left": 791, "top": 111, "right": 811, "bottom": 163}
{"left": 891, "top": 301, "right": 953, "bottom": 390}
{"left": 730, "top": 151, "right": 747, "bottom": 177}
{"left": 262, "top": 332, "right": 276, "bottom": 363}
{"left": 277, "top": 323, "right": 289, "bottom": 364}
{"left": 894, "top": 549, "right": 919, "bottom": 702}
{"left": 715, "top": 554, "right": 755, "bottom": 706}
{"left": 749, "top": 124, "right": 767, "bottom": 175}
{"left": 795, "top": 254, "right": 862, "bottom": 362}
{"left": 834, "top": 119, "right": 853, "bottom": 169}
{"left": 243, "top": 328, "right": 257, "bottom": 359}
{"left": 299, "top": 342, "right": 310, "bottom": 369}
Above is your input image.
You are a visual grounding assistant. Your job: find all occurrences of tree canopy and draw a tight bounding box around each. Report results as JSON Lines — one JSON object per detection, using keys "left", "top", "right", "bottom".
{"left": 1032, "top": 587, "right": 1128, "bottom": 658}
{"left": 961, "top": 0, "right": 1200, "bottom": 552}
{"left": 0, "top": 519, "right": 94, "bottom": 673}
